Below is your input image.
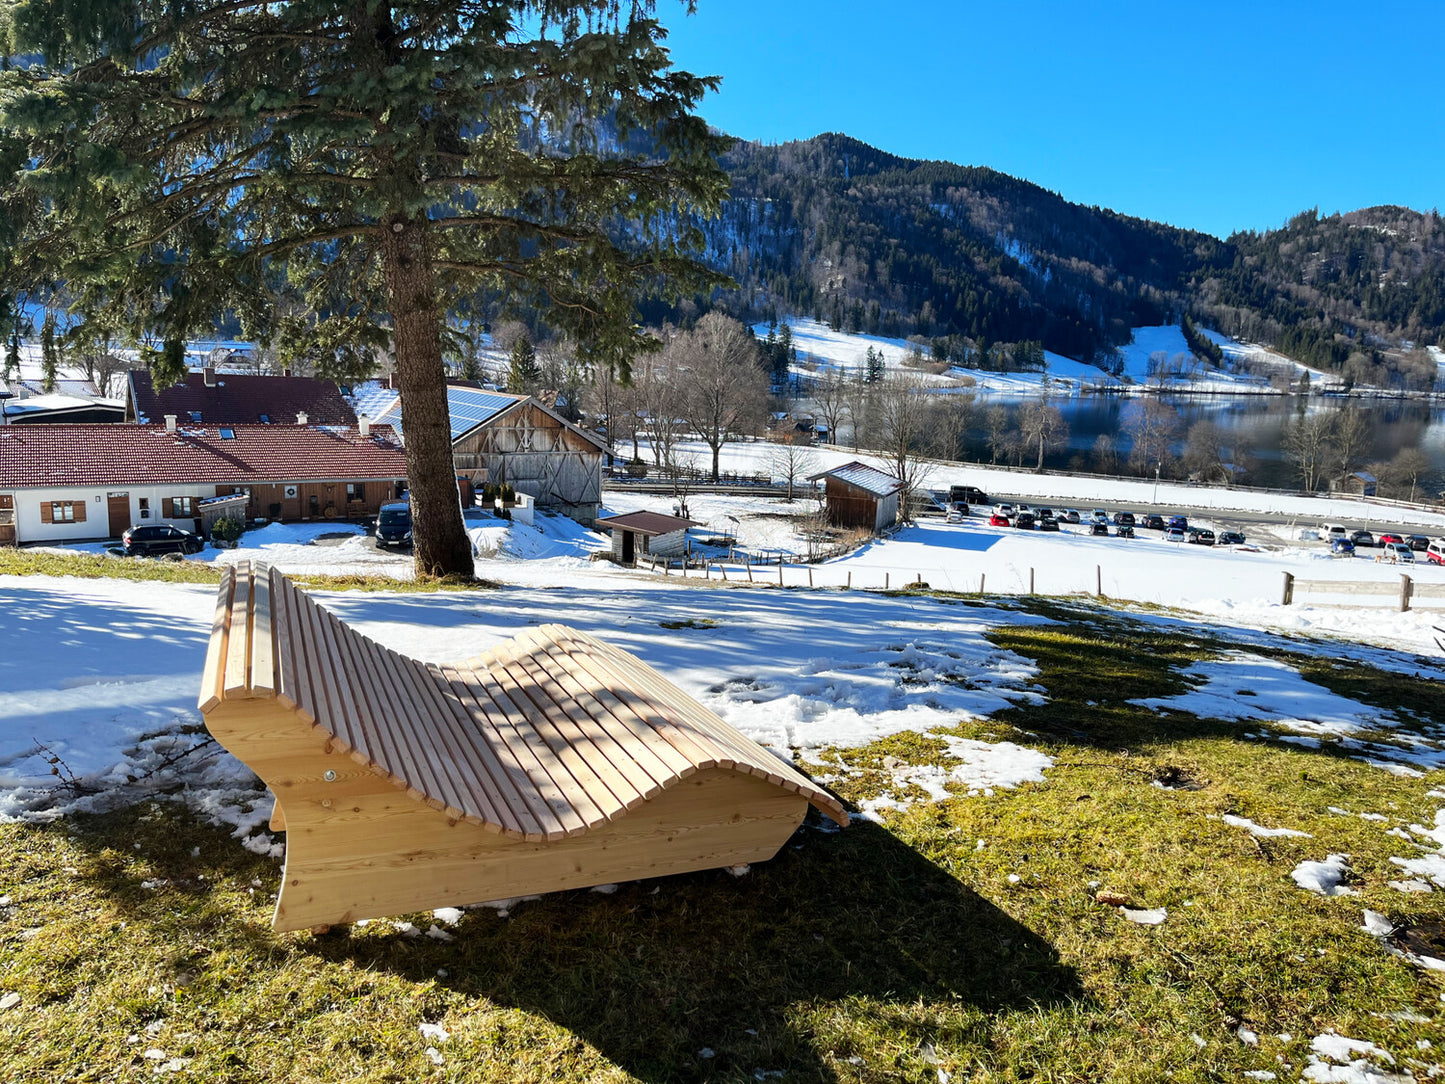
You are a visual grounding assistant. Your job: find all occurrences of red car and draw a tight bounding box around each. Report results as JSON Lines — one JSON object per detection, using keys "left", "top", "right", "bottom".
{"left": 1378, "top": 533, "right": 1404, "bottom": 546}
{"left": 989, "top": 513, "right": 1009, "bottom": 526}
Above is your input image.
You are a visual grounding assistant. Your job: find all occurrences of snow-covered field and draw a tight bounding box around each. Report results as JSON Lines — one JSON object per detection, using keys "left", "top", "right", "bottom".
{"left": 764, "top": 317, "right": 1303, "bottom": 396}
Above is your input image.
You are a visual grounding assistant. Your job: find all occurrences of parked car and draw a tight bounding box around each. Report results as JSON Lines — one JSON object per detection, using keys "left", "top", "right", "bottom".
{"left": 1039, "top": 516, "right": 1060, "bottom": 532}
{"left": 1408, "top": 534, "right": 1431, "bottom": 552}
{"left": 1143, "top": 514, "right": 1165, "bottom": 531}
{"left": 1089, "top": 522, "right": 1110, "bottom": 537}
{"left": 1218, "top": 530, "right": 1246, "bottom": 546}
{"left": 1167, "top": 515, "right": 1188, "bottom": 531}
{"left": 1091, "top": 508, "right": 1109, "bottom": 524}
{"left": 375, "top": 500, "right": 414, "bottom": 548}
{"left": 1014, "top": 512, "right": 1036, "bottom": 530}
{"left": 1164, "top": 528, "right": 1187, "bottom": 543}
{"left": 989, "top": 512, "right": 1010, "bottom": 527}
{"left": 1350, "top": 529, "right": 1375, "bottom": 548}
{"left": 1378, "top": 532, "right": 1404, "bottom": 546}
{"left": 1114, "top": 511, "right": 1136, "bottom": 527}
{"left": 950, "top": 484, "right": 989, "bottom": 506}
{"left": 1061, "top": 508, "right": 1081, "bottom": 524}
{"left": 1383, "top": 542, "right": 1415, "bottom": 564}
{"left": 1323, "top": 524, "right": 1348, "bottom": 541}
{"left": 1035, "top": 507, "right": 1055, "bottom": 521}
{"left": 995, "top": 503, "right": 1016, "bottom": 520}
{"left": 1187, "top": 527, "right": 1215, "bottom": 546}
{"left": 945, "top": 508, "right": 964, "bottom": 524}
{"left": 121, "top": 524, "right": 205, "bottom": 557}
{"left": 1428, "top": 539, "right": 1445, "bottom": 565}
{"left": 1115, "top": 524, "right": 1135, "bottom": 539}
{"left": 1331, "top": 537, "right": 1356, "bottom": 556}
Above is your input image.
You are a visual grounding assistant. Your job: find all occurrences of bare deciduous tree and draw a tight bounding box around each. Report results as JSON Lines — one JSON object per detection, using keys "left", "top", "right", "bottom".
{"left": 1092, "top": 433, "right": 1119, "bottom": 474}
{"left": 811, "top": 368, "right": 850, "bottom": 447}
{"left": 769, "top": 431, "right": 817, "bottom": 502}
{"left": 874, "top": 373, "right": 946, "bottom": 521}
{"left": 1125, "top": 399, "right": 1182, "bottom": 474}
{"left": 1019, "top": 399, "right": 1068, "bottom": 471}
{"left": 1182, "top": 421, "right": 1231, "bottom": 484}
{"left": 675, "top": 313, "right": 770, "bottom": 482}
{"left": 1282, "top": 413, "right": 1334, "bottom": 491}
{"left": 984, "top": 405, "right": 1011, "bottom": 465}
{"left": 1330, "top": 407, "right": 1371, "bottom": 486}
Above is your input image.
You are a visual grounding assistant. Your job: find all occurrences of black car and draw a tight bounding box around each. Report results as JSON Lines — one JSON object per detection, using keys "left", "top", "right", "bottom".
{"left": 375, "top": 500, "right": 414, "bottom": 548}
{"left": 1014, "top": 512, "right": 1036, "bottom": 530}
{"left": 1115, "top": 524, "right": 1135, "bottom": 538}
{"left": 1350, "top": 529, "right": 1375, "bottom": 548}
{"left": 1168, "top": 515, "right": 1188, "bottom": 531}
{"left": 949, "top": 484, "right": 989, "bottom": 506}
{"left": 1218, "top": 530, "right": 1246, "bottom": 546}
{"left": 1039, "top": 516, "right": 1060, "bottom": 532}
{"left": 1188, "top": 528, "right": 1215, "bottom": 546}
{"left": 1114, "top": 511, "right": 1136, "bottom": 527}
{"left": 1089, "top": 521, "right": 1109, "bottom": 536}
{"left": 1143, "top": 514, "right": 1165, "bottom": 530}
{"left": 121, "top": 524, "right": 204, "bottom": 557}
{"left": 1409, "top": 534, "right": 1431, "bottom": 552}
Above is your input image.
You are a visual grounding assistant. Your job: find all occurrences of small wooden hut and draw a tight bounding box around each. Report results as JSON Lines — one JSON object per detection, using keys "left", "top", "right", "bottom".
{"left": 198, "top": 563, "right": 845, "bottom": 931}
{"left": 811, "top": 461, "right": 903, "bottom": 532}
{"left": 594, "top": 510, "right": 700, "bottom": 565}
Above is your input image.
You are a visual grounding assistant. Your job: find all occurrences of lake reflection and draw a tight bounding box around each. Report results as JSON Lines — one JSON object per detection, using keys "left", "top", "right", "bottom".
{"left": 955, "top": 393, "right": 1445, "bottom": 489}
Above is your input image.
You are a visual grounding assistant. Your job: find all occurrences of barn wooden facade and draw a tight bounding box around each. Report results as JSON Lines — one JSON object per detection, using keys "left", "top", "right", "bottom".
{"left": 811, "top": 461, "right": 903, "bottom": 533}
{"left": 349, "top": 382, "right": 606, "bottom": 526}
{"left": 451, "top": 399, "right": 606, "bottom": 526}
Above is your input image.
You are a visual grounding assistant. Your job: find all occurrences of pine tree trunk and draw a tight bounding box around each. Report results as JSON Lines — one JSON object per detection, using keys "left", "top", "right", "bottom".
{"left": 380, "top": 217, "right": 474, "bottom": 579}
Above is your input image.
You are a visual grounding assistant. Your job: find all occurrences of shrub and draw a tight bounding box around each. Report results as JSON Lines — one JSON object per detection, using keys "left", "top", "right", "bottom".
{"left": 210, "top": 516, "right": 245, "bottom": 544}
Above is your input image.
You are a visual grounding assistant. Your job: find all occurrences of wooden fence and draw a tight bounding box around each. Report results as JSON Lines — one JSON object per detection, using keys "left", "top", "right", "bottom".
{"left": 650, "top": 558, "right": 1108, "bottom": 600}
{"left": 1281, "top": 571, "right": 1445, "bottom": 612}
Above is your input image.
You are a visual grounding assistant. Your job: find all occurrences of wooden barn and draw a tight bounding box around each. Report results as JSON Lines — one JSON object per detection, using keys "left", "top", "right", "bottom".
{"left": 811, "top": 461, "right": 903, "bottom": 533}
{"left": 594, "top": 510, "right": 700, "bottom": 565}
{"left": 351, "top": 382, "right": 605, "bottom": 525}
{"left": 199, "top": 562, "right": 846, "bottom": 931}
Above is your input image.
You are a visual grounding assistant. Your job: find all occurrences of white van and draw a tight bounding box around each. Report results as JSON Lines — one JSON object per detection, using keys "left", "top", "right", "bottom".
{"left": 1323, "top": 524, "right": 1348, "bottom": 541}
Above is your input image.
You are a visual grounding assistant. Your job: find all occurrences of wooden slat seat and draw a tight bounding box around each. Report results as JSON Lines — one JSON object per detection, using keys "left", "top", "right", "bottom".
{"left": 199, "top": 562, "right": 847, "bottom": 930}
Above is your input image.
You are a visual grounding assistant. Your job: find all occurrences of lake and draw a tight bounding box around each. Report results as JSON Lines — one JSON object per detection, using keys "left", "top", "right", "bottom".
{"left": 950, "top": 393, "right": 1445, "bottom": 492}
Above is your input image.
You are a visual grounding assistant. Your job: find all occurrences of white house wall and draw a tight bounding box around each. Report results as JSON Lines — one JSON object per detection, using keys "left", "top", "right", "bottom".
{"left": 6, "top": 484, "right": 220, "bottom": 544}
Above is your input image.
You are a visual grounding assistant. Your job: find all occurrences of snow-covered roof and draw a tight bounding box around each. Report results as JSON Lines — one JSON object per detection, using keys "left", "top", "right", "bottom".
{"left": 811, "top": 460, "right": 904, "bottom": 498}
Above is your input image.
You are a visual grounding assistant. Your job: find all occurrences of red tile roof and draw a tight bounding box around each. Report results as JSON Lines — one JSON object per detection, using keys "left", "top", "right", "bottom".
{"left": 0, "top": 424, "right": 409, "bottom": 488}
{"left": 128, "top": 370, "right": 357, "bottom": 426}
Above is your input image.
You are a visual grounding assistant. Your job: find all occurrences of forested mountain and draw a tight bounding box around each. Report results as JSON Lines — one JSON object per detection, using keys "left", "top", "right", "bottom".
{"left": 691, "top": 133, "right": 1444, "bottom": 382}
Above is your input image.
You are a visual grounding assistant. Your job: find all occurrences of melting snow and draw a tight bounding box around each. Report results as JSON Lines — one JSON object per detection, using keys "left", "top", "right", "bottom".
{"left": 1292, "top": 855, "right": 1358, "bottom": 896}
{"left": 1223, "top": 814, "right": 1312, "bottom": 839}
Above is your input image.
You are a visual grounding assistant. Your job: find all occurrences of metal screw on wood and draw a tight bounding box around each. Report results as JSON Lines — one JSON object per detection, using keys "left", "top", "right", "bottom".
{"left": 324, "top": 769, "right": 337, "bottom": 782}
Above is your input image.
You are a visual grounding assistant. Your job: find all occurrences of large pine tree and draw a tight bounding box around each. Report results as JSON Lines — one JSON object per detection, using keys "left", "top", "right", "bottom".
{"left": 0, "top": 1, "right": 729, "bottom": 576}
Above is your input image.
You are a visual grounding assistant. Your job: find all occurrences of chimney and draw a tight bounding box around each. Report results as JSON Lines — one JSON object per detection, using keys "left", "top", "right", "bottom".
{"left": 203, "top": 366, "right": 217, "bottom": 387}
{"left": 164, "top": 414, "right": 177, "bottom": 434}
{"left": 358, "top": 414, "right": 371, "bottom": 438}
{"left": 296, "top": 411, "right": 309, "bottom": 426}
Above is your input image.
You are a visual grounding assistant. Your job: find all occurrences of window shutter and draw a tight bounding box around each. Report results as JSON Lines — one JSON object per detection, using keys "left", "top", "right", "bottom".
{"left": 74, "top": 501, "right": 87, "bottom": 524}
{"left": 41, "top": 502, "right": 53, "bottom": 524}
{"left": 162, "top": 497, "right": 174, "bottom": 518}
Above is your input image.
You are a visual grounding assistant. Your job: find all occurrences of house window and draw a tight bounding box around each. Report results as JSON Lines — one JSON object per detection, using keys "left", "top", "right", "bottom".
{"left": 259, "top": 414, "right": 271, "bottom": 424}
{"left": 346, "top": 483, "right": 366, "bottom": 502}
{"left": 167, "top": 496, "right": 195, "bottom": 517}
{"left": 41, "top": 500, "right": 86, "bottom": 525}
{"left": 139, "top": 497, "right": 150, "bottom": 519}
{"left": 219, "top": 427, "right": 235, "bottom": 440}
{"left": 189, "top": 411, "right": 203, "bottom": 423}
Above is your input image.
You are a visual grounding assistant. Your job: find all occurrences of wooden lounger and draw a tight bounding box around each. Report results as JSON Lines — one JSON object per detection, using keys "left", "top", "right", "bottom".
{"left": 199, "top": 562, "right": 847, "bottom": 931}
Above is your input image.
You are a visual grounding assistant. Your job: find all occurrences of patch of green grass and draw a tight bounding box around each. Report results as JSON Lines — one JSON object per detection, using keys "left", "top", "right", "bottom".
{"left": 657, "top": 618, "right": 718, "bottom": 630}
{"left": 0, "top": 549, "right": 499, "bottom": 593}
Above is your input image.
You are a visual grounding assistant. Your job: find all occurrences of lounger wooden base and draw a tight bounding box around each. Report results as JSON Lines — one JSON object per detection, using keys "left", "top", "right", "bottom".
{"left": 199, "top": 562, "right": 846, "bottom": 932}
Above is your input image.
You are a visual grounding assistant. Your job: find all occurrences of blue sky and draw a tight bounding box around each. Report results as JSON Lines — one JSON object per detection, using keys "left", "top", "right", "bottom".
{"left": 659, "top": 1, "right": 1442, "bottom": 239}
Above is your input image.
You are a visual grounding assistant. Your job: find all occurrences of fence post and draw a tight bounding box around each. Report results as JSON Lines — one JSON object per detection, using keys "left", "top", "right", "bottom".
{"left": 1400, "top": 574, "right": 1413, "bottom": 613}
{"left": 846, "top": 570, "right": 851, "bottom": 590}
{"left": 808, "top": 567, "right": 814, "bottom": 588}
{"left": 1029, "top": 568, "right": 1035, "bottom": 595}
{"left": 1281, "top": 571, "right": 1294, "bottom": 606}
{"left": 916, "top": 572, "right": 922, "bottom": 585}
{"left": 1096, "top": 565, "right": 1102, "bottom": 599}
{"left": 778, "top": 561, "right": 784, "bottom": 587}
{"left": 746, "top": 562, "right": 753, "bottom": 583}
{"left": 719, "top": 563, "right": 728, "bottom": 581}
{"left": 885, "top": 572, "right": 890, "bottom": 590}
{"left": 681, "top": 559, "right": 687, "bottom": 578}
